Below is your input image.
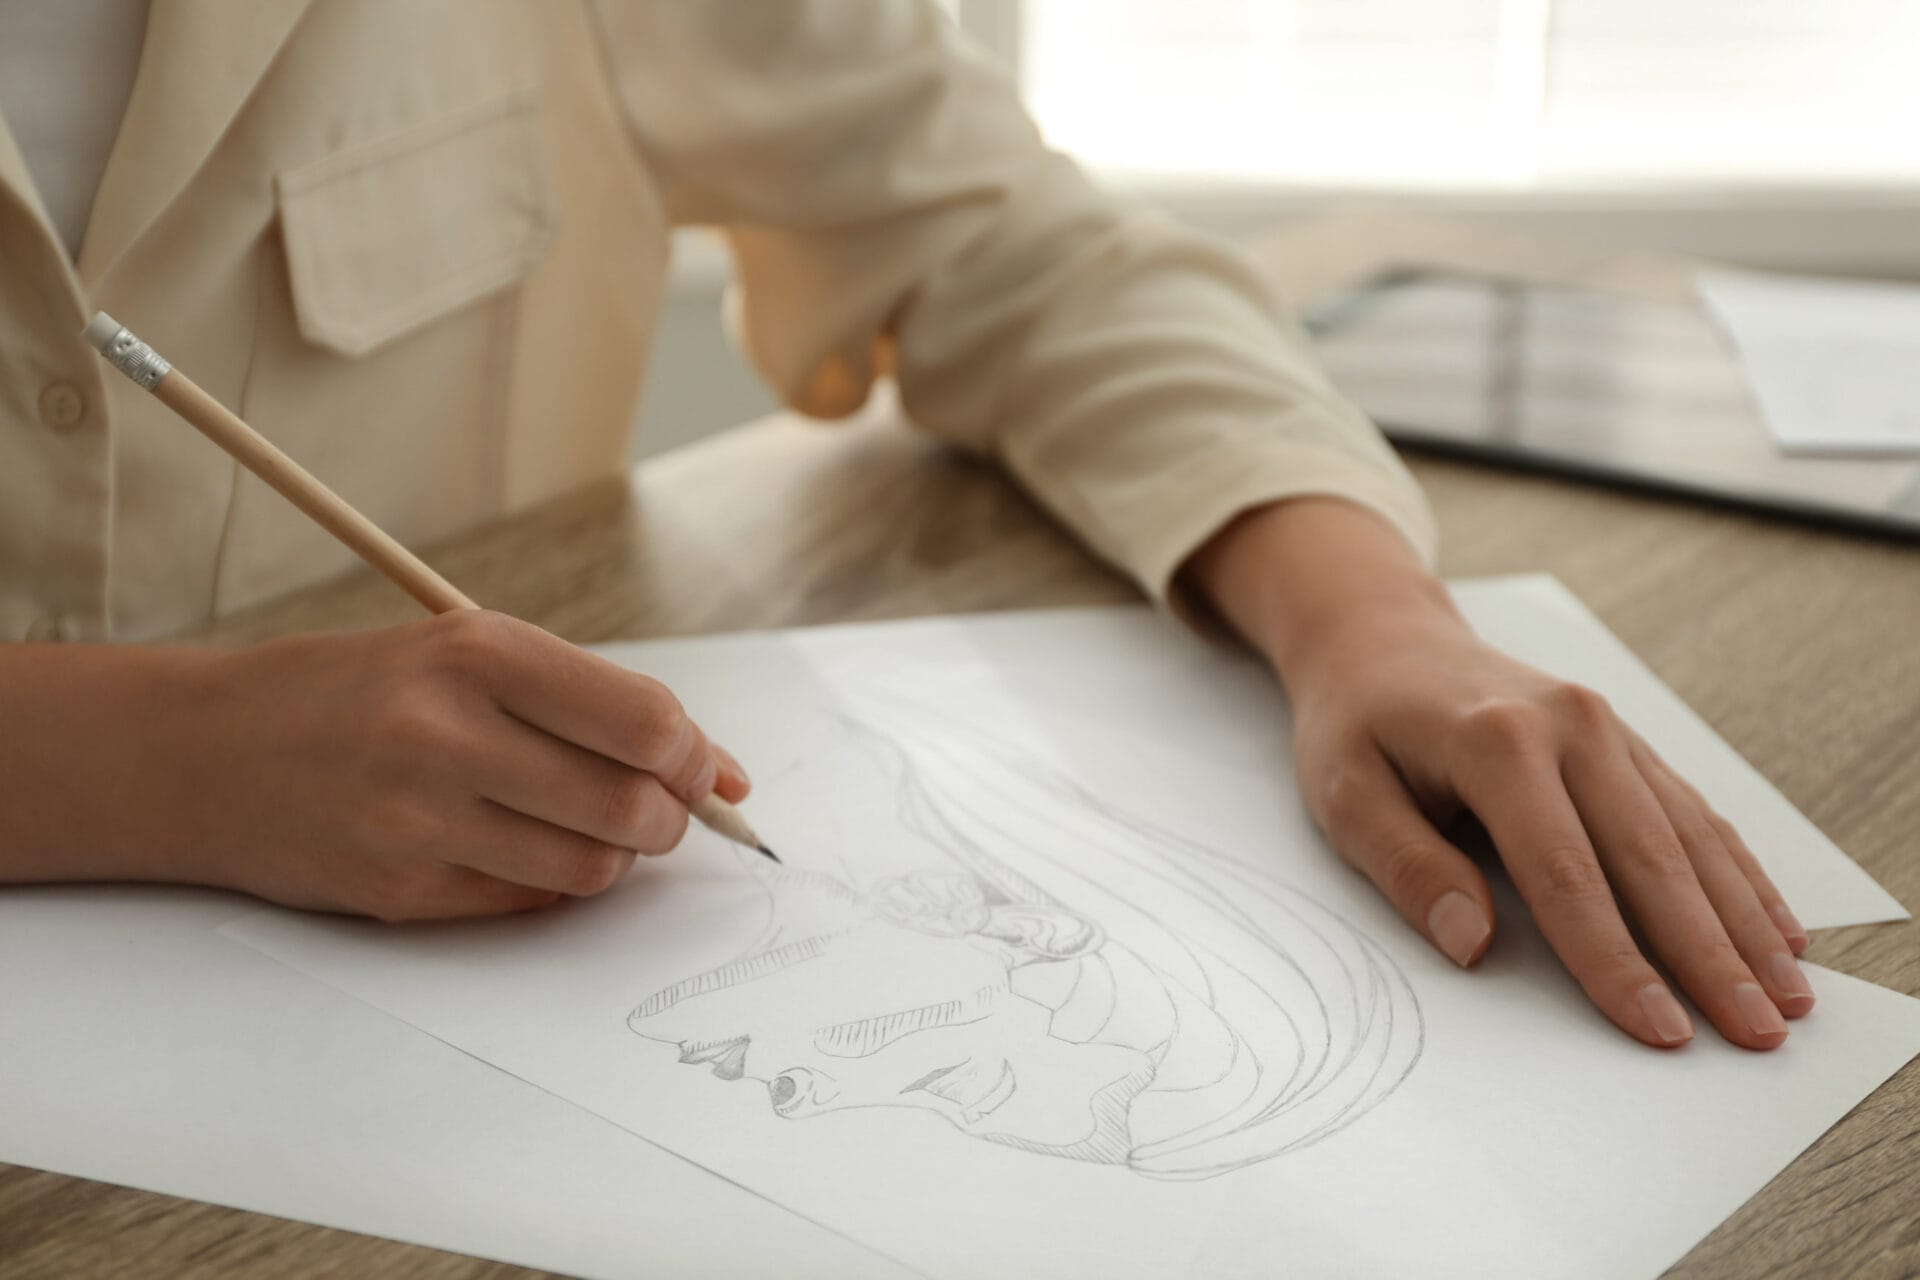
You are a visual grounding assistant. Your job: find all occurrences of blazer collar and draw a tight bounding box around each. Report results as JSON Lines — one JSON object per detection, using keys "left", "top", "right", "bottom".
{"left": 79, "top": 0, "right": 313, "bottom": 287}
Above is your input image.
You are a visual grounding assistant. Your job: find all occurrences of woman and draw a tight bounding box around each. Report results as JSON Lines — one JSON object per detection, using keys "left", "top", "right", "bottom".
{"left": 0, "top": 0, "right": 1809, "bottom": 1051}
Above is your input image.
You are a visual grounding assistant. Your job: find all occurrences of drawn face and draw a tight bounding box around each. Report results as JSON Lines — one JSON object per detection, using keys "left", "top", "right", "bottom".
{"left": 631, "top": 917, "right": 1155, "bottom": 1155}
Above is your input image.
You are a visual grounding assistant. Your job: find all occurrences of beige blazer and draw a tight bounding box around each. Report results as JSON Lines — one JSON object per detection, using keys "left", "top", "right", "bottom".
{"left": 0, "top": 0, "right": 1433, "bottom": 643}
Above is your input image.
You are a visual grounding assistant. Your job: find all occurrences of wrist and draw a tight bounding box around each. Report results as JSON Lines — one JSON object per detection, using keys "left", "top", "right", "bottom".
{"left": 139, "top": 644, "right": 253, "bottom": 882}
{"left": 1182, "top": 496, "right": 1466, "bottom": 693}
{"left": 0, "top": 642, "right": 236, "bottom": 884}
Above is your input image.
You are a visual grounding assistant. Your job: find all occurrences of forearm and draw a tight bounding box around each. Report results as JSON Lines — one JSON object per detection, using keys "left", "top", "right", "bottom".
{"left": 0, "top": 644, "right": 225, "bottom": 883}
{"left": 1181, "top": 496, "right": 1465, "bottom": 694}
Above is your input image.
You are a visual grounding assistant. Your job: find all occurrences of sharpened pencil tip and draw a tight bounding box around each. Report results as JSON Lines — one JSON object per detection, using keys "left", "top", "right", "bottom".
{"left": 756, "top": 843, "right": 781, "bottom": 864}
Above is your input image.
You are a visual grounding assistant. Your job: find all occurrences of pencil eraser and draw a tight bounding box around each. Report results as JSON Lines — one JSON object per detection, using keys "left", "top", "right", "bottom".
{"left": 82, "top": 312, "right": 123, "bottom": 354}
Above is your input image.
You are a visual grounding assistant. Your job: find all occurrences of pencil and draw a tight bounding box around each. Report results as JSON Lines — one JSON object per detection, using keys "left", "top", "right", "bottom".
{"left": 84, "top": 311, "right": 777, "bottom": 865}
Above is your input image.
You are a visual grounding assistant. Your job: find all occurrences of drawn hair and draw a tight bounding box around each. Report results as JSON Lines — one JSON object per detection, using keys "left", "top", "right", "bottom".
{"left": 631, "top": 702, "right": 1423, "bottom": 1181}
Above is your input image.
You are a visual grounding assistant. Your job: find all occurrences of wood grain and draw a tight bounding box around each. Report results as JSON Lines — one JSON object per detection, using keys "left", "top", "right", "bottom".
{"left": 5, "top": 215, "right": 1917, "bottom": 1278}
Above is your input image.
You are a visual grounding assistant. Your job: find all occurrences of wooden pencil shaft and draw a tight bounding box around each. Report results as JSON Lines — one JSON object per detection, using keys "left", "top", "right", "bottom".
{"left": 152, "top": 372, "right": 477, "bottom": 614}
{"left": 128, "top": 354, "right": 768, "bottom": 857}
{"left": 690, "top": 793, "right": 757, "bottom": 848}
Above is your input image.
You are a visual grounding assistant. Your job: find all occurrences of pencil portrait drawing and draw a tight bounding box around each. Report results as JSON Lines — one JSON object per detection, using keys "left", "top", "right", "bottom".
{"left": 628, "top": 709, "right": 1422, "bottom": 1180}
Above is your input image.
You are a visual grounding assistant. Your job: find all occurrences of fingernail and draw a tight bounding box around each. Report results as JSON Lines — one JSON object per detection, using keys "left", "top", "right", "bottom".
{"left": 714, "top": 745, "right": 750, "bottom": 788}
{"left": 1771, "top": 903, "right": 1809, "bottom": 949}
{"left": 1768, "top": 953, "right": 1816, "bottom": 1011}
{"left": 1636, "top": 984, "right": 1694, "bottom": 1045}
{"left": 1735, "top": 981, "right": 1789, "bottom": 1039}
{"left": 1426, "top": 891, "right": 1491, "bottom": 967}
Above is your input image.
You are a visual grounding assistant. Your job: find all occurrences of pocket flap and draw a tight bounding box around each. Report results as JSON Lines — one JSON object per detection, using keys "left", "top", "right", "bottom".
{"left": 276, "top": 89, "right": 557, "bottom": 358}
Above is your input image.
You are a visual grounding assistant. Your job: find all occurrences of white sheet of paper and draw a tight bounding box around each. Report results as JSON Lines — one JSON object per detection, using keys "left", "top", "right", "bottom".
{"left": 0, "top": 886, "right": 898, "bottom": 1279}
{"left": 1697, "top": 267, "right": 1920, "bottom": 456}
{"left": 222, "top": 611, "right": 1920, "bottom": 1280}
{"left": 595, "top": 574, "right": 1905, "bottom": 931}
{"left": 5, "top": 576, "right": 1908, "bottom": 1279}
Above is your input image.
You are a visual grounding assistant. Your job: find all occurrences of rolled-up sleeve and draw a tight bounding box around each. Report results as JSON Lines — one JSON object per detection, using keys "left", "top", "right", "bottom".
{"left": 588, "top": 0, "right": 1436, "bottom": 608}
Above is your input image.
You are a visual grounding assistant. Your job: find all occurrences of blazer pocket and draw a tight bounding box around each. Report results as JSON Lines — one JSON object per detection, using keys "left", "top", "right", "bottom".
{"left": 276, "top": 88, "right": 557, "bottom": 358}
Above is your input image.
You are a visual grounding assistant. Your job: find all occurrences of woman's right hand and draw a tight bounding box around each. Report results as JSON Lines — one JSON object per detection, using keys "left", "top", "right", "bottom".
{"left": 0, "top": 611, "right": 747, "bottom": 920}
{"left": 198, "top": 610, "right": 752, "bottom": 919}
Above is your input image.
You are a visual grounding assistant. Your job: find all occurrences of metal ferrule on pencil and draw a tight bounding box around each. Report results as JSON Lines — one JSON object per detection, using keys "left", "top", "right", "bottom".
{"left": 84, "top": 312, "right": 172, "bottom": 391}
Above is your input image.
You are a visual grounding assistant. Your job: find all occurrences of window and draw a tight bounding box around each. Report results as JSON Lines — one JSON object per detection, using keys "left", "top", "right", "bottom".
{"left": 977, "top": 0, "right": 1920, "bottom": 189}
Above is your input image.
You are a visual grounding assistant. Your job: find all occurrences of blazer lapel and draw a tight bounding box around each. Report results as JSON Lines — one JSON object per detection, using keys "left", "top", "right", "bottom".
{"left": 0, "top": 109, "right": 48, "bottom": 231}
{"left": 0, "top": 111, "right": 44, "bottom": 224}
{"left": 0, "top": 111, "right": 89, "bottom": 311}
{"left": 79, "top": 0, "right": 313, "bottom": 286}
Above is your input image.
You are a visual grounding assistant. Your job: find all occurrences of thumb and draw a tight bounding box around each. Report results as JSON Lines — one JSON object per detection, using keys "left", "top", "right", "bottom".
{"left": 1312, "top": 749, "right": 1495, "bottom": 968}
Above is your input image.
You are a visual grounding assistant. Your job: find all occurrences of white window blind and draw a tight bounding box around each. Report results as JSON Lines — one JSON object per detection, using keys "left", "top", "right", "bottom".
{"left": 1002, "top": 0, "right": 1920, "bottom": 187}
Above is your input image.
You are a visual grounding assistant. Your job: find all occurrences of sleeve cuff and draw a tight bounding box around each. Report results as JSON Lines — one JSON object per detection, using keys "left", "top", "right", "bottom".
{"left": 1126, "top": 439, "right": 1439, "bottom": 639}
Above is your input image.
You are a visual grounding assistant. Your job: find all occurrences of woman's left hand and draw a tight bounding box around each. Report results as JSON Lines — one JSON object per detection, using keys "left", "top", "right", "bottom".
{"left": 1186, "top": 497, "right": 1812, "bottom": 1051}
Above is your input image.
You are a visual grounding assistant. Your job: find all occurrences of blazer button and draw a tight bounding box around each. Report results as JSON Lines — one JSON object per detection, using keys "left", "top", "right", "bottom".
{"left": 38, "top": 382, "right": 88, "bottom": 431}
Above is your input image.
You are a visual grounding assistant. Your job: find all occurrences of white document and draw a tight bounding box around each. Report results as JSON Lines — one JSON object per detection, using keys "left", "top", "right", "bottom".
{"left": 596, "top": 574, "right": 1905, "bottom": 931}
{"left": 1697, "top": 267, "right": 1920, "bottom": 455}
{"left": 223, "top": 607, "right": 1920, "bottom": 1280}
{"left": 0, "top": 887, "right": 897, "bottom": 1280}
{"left": 5, "top": 577, "right": 1909, "bottom": 1279}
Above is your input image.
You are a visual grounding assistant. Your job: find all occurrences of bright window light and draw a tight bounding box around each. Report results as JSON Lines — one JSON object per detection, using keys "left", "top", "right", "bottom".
{"left": 1006, "top": 0, "right": 1920, "bottom": 187}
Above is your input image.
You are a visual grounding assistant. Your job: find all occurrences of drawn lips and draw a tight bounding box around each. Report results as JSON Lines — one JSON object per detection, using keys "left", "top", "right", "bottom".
{"left": 679, "top": 1036, "right": 750, "bottom": 1081}
{"left": 902, "top": 1058, "right": 1017, "bottom": 1124}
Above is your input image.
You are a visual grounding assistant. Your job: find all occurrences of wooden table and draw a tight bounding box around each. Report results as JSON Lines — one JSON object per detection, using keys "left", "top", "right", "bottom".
{"left": 4, "top": 215, "right": 1918, "bottom": 1278}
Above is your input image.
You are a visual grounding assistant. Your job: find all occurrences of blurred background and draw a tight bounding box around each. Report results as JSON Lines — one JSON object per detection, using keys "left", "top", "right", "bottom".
{"left": 637, "top": 0, "right": 1920, "bottom": 456}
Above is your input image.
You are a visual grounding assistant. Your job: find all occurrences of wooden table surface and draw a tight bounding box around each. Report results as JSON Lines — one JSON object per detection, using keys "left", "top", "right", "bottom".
{"left": 4, "top": 215, "right": 1918, "bottom": 1278}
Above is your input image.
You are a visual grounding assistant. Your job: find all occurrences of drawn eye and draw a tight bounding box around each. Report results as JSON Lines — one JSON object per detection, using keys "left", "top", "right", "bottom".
{"left": 769, "top": 1069, "right": 813, "bottom": 1116}
{"left": 769, "top": 1067, "right": 833, "bottom": 1116}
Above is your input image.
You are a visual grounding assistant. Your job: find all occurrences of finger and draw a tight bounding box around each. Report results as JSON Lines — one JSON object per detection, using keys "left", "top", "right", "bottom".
{"left": 468, "top": 710, "right": 693, "bottom": 854}
{"left": 1311, "top": 748, "right": 1495, "bottom": 968}
{"left": 1630, "top": 740, "right": 1814, "bottom": 1018}
{"left": 368, "top": 866, "right": 563, "bottom": 923}
{"left": 1716, "top": 812, "right": 1809, "bottom": 955}
{"left": 470, "top": 619, "right": 718, "bottom": 801}
{"left": 426, "top": 867, "right": 565, "bottom": 918}
{"left": 446, "top": 800, "right": 644, "bottom": 897}
{"left": 1450, "top": 709, "right": 1690, "bottom": 1048}
{"left": 1562, "top": 731, "right": 1788, "bottom": 1050}
{"left": 1634, "top": 736, "right": 1808, "bottom": 955}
